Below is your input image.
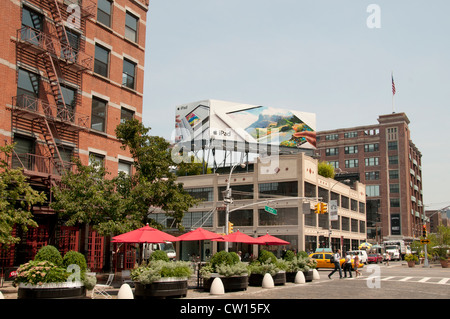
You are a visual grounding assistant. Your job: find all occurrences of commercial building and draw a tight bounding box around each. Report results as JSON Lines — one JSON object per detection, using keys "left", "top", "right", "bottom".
{"left": 0, "top": 0, "right": 148, "bottom": 271}
{"left": 316, "top": 113, "right": 424, "bottom": 244}
{"left": 165, "top": 153, "right": 367, "bottom": 260}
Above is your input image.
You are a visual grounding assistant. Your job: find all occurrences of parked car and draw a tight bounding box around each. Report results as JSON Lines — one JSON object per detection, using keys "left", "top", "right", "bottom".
{"left": 368, "top": 253, "right": 383, "bottom": 264}
{"left": 308, "top": 252, "right": 363, "bottom": 270}
{"left": 348, "top": 250, "right": 369, "bottom": 264}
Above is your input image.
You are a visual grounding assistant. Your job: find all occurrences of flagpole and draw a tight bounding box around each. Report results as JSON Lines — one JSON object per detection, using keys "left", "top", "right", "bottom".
{"left": 391, "top": 71, "right": 396, "bottom": 113}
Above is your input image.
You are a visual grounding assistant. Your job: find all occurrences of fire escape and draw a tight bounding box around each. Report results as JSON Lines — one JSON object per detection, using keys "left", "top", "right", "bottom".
{"left": 12, "top": 0, "right": 95, "bottom": 188}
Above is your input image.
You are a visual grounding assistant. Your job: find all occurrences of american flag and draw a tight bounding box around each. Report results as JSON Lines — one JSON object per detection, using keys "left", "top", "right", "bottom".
{"left": 391, "top": 74, "right": 396, "bottom": 95}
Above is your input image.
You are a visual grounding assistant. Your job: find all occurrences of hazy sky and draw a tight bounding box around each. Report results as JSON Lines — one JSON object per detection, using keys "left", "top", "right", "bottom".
{"left": 142, "top": 1, "right": 450, "bottom": 211}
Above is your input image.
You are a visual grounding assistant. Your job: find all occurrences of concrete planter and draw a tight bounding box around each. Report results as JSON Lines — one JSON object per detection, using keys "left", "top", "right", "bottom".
{"left": 203, "top": 275, "right": 248, "bottom": 292}
{"left": 18, "top": 282, "right": 86, "bottom": 299}
{"left": 134, "top": 278, "right": 188, "bottom": 299}
{"left": 249, "top": 272, "right": 286, "bottom": 286}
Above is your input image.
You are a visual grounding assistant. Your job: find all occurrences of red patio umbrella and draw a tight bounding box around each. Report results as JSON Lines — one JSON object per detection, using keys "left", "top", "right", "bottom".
{"left": 176, "top": 227, "right": 224, "bottom": 241}
{"left": 213, "top": 230, "right": 261, "bottom": 245}
{"left": 256, "top": 233, "right": 290, "bottom": 246}
{"left": 112, "top": 224, "right": 179, "bottom": 243}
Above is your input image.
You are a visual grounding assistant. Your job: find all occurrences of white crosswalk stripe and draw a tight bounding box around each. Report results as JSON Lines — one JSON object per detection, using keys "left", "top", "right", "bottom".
{"left": 364, "top": 276, "right": 450, "bottom": 285}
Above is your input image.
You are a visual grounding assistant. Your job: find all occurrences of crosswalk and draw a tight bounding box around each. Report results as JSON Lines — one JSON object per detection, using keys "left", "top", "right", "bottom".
{"left": 350, "top": 275, "right": 450, "bottom": 285}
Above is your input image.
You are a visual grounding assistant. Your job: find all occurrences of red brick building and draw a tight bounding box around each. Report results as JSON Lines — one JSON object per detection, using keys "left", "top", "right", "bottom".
{"left": 316, "top": 113, "right": 424, "bottom": 244}
{"left": 0, "top": 0, "right": 148, "bottom": 271}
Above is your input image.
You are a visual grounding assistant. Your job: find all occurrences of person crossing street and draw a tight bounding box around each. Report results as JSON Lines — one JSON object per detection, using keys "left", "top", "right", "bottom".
{"left": 328, "top": 249, "right": 343, "bottom": 279}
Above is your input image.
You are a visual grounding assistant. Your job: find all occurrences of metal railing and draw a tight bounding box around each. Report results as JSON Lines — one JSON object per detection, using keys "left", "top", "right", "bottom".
{"left": 11, "top": 152, "right": 75, "bottom": 176}
{"left": 17, "top": 26, "right": 92, "bottom": 71}
{"left": 12, "top": 94, "right": 89, "bottom": 129}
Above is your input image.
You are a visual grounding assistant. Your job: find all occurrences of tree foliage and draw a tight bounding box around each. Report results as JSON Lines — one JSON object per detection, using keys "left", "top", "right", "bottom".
{"left": 51, "top": 119, "right": 198, "bottom": 236}
{"left": 318, "top": 161, "right": 335, "bottom": 179}
{"left": 0, "top": 144, "right": 46, "bottom": 245}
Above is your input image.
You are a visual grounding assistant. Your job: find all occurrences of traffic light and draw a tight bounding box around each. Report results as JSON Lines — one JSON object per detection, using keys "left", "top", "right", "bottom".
{"left": 228, "top": 221, "right": 234, "bottom": 234}
{"left": 314, "top": 203, "right": 321, "bottom": 214}
{"left": 321, "top": 202, "right": 328, "bottom": 214}
{"left": 422, "top": 224, "right": 427, "bottom": 238}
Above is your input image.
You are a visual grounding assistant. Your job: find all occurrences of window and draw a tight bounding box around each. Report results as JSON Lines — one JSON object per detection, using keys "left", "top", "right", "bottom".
{"left": 389, "top": 155, "right": 398, "bottom": 165}
{"left": 259, "top": 181, "right": 298, "bottom": 197}
{"left": 94, "top": 44, "right": 109, "bottom": 77}
{"left": 118, "top": 160, "right": 132, "bottom": 176}
{"left": 388, "top": 141, "right": 398, "bottom": 151}
{"left": 89, "top": 153, "right": 104, "bottom": 168}
{"left": 390, "top": 198, "right": 400, "bottom": 208}
{"left": 97, "top": 0, "right": 112, "bottom": 27}
{"left": 120, "top": 107, "right": 134, "bottom": 124}
{"left": 125, "top": 11, "right": 138, "bottom": 42}
{"left": 17, "top": 68, "right": 39, "bottom": 98}
{"left": 344, "top": 146, "right": 358, "bottom": 154}
{"left": 365, "top": 171, "right": 380, "bottom": 180}
{"left": 13, "top": 135, "right": 35, "bottom": 170}
{"left": 59, "top": 85, "right": 77, "bottom": 121}
{"left": 122, "top": 59, "right": 136, "bottom": 89}
{"left": 345, "top": 159, "right": 358, "bottom": 168}
{"left": 344, "top": 131, "right": 358, "bottom": 138}
{"left": 389, "top": 169, "right": 399, "bottom": 180}
{"left": 64, "top": 28, "right": 80, "bottom": 62}
{"left": 21, "top": 6, "right": 43, "bottom": 44}
{"left": 185, "top": 188, "right": 214, "bottom": 202}
{"left": 325, "top": 148, "right": 338, "bottom": 156}
{"left": 91, "top": 97, "right": 107, "bottom": 132}
{"left": 365, "top": 157, "right": 379, "bottom": 166}
{"left": 325, "top": 134, "right": 338, "bottom": 140}
{"left": 364, "top": 143, "right": 379, "bottom": 152}
{"left": 389, "top": 184, "right": 400, "bottom": 194}
{"left": 366, "top": 185, "right": 380, "bottom": 197}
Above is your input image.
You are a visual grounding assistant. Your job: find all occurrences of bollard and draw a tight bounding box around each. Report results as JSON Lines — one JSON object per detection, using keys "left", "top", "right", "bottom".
{"left": 294, "top": 271, "right": 305, "bottom": 284}
{"left": 312, "top": 269, "right": 320, "bottom": 280}
{"left": 262, "top": 273, "right": 274, "bottom": 288}
{"left": 210, "top": 277, "right": 225, "bottom": 295}
{"left": 117, "top": 283, "right": 134, "bottom": 299}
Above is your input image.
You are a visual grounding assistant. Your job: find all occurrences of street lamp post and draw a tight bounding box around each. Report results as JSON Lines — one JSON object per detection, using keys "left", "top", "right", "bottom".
{"left": 328, "top": 179, "right": 350, "bottom": 250}
{"left": 224, "top": 162, "right": 246, "bottom": 252}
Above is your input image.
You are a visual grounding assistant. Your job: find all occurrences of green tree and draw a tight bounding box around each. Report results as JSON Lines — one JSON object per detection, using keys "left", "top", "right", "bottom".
{"left": 0, "top": 144, "right": 46, "bottom": 245}
{"left": 115, "top": 119, "right": 199, "bottom": 231}
{"left": 318, "top": 161, "right": 335, "bottom": 179}
{"left": 51, "top": 157, "right": 126, "bottom": 235}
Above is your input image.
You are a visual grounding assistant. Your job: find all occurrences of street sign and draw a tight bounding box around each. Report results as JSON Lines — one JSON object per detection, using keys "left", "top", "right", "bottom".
{"left": 329, "top": 200, "right": 338, "bottom": 221}
{"left": 421, "top": 239, "right": 430, "bottom": 244}
{"left": 264, "top": 206, "right": 277, "bottom": 215}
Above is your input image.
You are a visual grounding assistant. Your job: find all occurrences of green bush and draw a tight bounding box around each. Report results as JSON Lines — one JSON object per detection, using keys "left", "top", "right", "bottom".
{"left": 258, "top": 250, "right": 277, "bottom": 264}
{"left": 131, "top": 260, "right": 193, "bottom": 284}
{"left": 63, "top": 251, "right": 87, "bottom": 272}
{"left": 210, "top": 251, "right": 239, "bottom": 269}
{"left": 149, "top": 250, "right": 169, "bottom": 262}
{"left": 283, "top": 250, "right": 295, "bottom": 261}
{"left": 34, "top": 245, "right": 63, "bottom": 267}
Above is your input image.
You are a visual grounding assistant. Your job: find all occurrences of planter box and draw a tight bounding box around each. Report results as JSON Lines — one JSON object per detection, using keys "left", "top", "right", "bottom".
{"left": 249, "top": 272, "right": 286, "bottom": 286}
{"left": 303, "top": 270, "right": 314, "bottom": 282}
{"left": 18, "top": 282, "right": 86, "bottom": 299}
{"left": 203, "top": 275, "right": 248, "bottom": 292}
{"left": 440, "top": 259, "right": 449, "bottom": 268}
{"left": 407, "top": 261, "right": 416, "bottom": 267}
{"left": 134, "top": 278, "right": 188, "bottom": 299}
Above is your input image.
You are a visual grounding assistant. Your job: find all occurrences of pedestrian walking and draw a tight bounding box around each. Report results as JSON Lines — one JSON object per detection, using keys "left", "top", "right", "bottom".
{"left": 354, "top": 254, "right": 361, "bottom": 277}
{"left": 385, "top": 252, "right": 391, "bottom": 266}
{"left": 328, "top": 249, "right": 343, "bottom": 279}
{"left": 343, "top": 252, "right": 353, "bottom": 278}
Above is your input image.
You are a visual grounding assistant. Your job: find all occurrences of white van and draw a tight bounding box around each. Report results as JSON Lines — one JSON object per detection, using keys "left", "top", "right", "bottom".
{"left": 348, "top": 250, "right": 368, "bottom": 264}
{"left": 143, "top": 242, "right": 176, "bottom": 260}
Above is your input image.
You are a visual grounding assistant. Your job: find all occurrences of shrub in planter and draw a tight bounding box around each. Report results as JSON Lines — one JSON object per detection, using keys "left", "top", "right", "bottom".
{"left": 63, "top": 251, "right": 87, "bottom": 273}
{"left": 149, "top": 250, "right": 170, "bottom": 262}
{"left": 405, "top": 254, "right": 419, "bottom": 267}
{"left": 131, "top": 260, "right": 193, "bottom": 299}
{"left": 200, "top": 251, "right": 249, "bottom": 292}
{"left": 34, "top": 245, "right": 63, "bottom": 267}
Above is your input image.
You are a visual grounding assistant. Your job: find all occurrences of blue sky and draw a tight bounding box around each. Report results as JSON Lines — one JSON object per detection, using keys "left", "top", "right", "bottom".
{"left": 142, "top": 1, "right": 450, "bottom": 211}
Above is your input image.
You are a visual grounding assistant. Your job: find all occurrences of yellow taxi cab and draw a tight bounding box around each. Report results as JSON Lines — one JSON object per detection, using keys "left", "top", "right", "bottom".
{"left": 308, "top": 250, "right": 363, "bottom": 270}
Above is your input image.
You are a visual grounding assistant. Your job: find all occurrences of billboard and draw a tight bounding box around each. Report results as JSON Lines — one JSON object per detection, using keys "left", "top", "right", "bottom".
{"left": 174, "top": 99, "right": 316, "bottom": 152}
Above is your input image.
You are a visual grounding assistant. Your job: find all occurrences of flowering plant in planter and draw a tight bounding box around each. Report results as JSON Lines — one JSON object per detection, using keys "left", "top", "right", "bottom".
{"left": 14, "top": 260, "right": 70, "bottom": 286}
